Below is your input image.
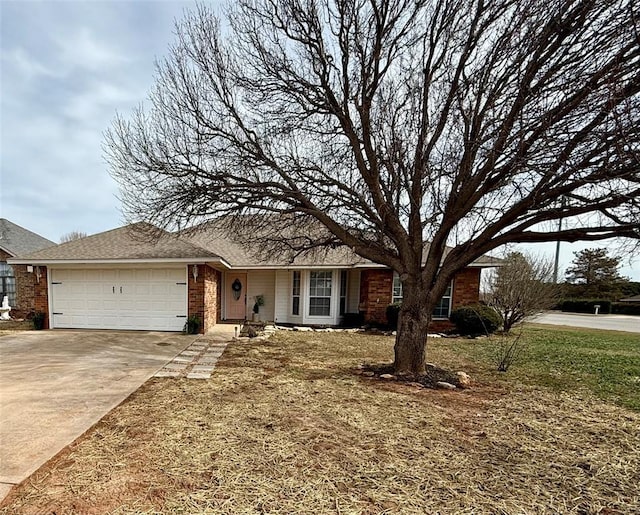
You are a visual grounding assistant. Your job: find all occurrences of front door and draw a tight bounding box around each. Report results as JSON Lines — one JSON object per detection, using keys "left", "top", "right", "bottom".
{"left": 225, "top": 273, "right": 247, "bottom": 319}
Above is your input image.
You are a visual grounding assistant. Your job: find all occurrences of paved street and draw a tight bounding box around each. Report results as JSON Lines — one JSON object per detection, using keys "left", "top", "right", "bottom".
{"left": 532, "top": 312, "right": 640, "bottom": 333}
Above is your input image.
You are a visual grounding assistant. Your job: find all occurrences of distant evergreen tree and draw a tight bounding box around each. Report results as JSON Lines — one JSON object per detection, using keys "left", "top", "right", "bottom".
{"left": 565, "top": 249, "right": 629, "bottom": 299}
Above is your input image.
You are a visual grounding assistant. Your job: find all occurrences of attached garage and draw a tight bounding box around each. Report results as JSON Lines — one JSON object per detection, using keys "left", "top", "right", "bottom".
{"left": 50, "top": 268, "right": 188, "bottom": 331}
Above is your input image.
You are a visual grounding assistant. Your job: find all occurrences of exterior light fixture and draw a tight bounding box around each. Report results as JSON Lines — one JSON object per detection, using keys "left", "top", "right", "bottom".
{"left": 192, "top": 265, "right": 199, "bottom": 281}
{"left": 35, "top": 266, "right": 42, "bottom": 283}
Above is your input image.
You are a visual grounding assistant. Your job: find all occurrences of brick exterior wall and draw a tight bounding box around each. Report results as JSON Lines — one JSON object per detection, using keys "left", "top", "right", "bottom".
{"left": 187, "top": 264, "right": 220, "bottom": 334}
{"left": 451, "top": 268, "right": 481, "bottom": 310}
{"left": 203, "top": 265, "right": 220, "bottom": 333}
{"left": 13, "top": 265, "right": 36, "bottom": 317}
{"left": 1, "top": 249, "right": 38, "bottom": 318}
{"left": 33, "top": 266, "right": 49, "bottom": 329}
{"left": 358, "top": 267, "right": 482, "bottom": 331}
{"left": 358, "top": 269, "right": 394, "bottom": 324}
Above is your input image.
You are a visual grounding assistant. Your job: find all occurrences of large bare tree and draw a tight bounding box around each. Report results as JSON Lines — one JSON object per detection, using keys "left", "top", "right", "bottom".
{"left": 106, "top": 0, "right": 640, "bottom": 376}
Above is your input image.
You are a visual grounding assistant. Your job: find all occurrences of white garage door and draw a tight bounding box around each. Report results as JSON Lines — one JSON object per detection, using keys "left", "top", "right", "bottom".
{"left": 50, "top": 268, "right": 187, "bottom": 331}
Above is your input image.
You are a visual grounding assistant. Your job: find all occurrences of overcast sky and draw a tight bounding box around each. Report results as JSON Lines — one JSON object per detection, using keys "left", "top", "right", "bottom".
{"left": 0, "top": 0, "right": 637, "bottom": 280}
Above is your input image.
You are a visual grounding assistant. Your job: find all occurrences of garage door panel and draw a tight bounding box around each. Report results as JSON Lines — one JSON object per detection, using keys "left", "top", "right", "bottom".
{"left": 119, "top": 270, "right": 136, "bottom": 281}
{"left": 135, "top": 269, "right": 152, "bottom": 280}
{"left": 100, "top": 270, "right": 118, "bottom": 281}
{"left": 51, "top": 268, "right": 187, "bottom": 331}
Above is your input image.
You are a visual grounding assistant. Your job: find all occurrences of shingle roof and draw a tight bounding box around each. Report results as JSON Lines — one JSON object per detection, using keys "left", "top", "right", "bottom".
{"left": 12, "top": 223, "right": 219, "bottom": 262}
{"left": 0, "top": 219, "right": 55, "bottom": 257}
{"left": 10, "top": 217, "right": 502, "bottom": 268}
{"left": 181, "top": 218, "right": 502, "bottom": 268}
{"left": 181, "top": 220, "right": 371, "bottom": 268}
{"left": 619, "top": 295, "right": 640, "bottom": 303}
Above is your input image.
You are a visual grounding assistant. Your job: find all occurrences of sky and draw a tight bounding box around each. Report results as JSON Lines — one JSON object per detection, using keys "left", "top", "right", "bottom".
{"left": 0, "top": 0, "right": 638, "bottom": 281}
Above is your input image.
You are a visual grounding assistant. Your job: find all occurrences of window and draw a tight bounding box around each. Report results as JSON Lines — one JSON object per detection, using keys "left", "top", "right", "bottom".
{"left": 291, "top": 271, "right": 301, "bottom": 316}
{"left": 309, "top": 271, "right": 332, "bottom": 316}
{"left": 392, "top": 273, "right": 403, "bottom": 303}
{"left": 0, "top": 262, "right": 16, "bottom": 307}
{"left": 391, "top": 272, "right": 453, "bottom": 319}
{"left": 339, "top": 270, "right": 347, "bottom": 315}
{"left": 433, "top": 283, "right": 453, "bottom": 319}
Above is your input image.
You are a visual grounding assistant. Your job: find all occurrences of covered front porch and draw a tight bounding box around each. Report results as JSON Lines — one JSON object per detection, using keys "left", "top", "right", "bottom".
{"left": 218, "top": 268, "right": 362, "bottom": 326}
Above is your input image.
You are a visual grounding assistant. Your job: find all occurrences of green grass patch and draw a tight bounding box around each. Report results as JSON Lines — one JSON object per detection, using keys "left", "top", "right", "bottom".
{"left": 451, "top": 324, "right": 640, "bottom": 411}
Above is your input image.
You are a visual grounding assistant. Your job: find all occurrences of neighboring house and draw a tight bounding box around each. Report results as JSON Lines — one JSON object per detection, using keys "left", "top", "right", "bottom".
{"left": 619, "top": 295, "right": 640, "bottom": 304}
{"left": 9, "top": 221, "right": 500, "bottom": 332}
{"left": 0, "top": 219, "right": 55, "bottom": 317}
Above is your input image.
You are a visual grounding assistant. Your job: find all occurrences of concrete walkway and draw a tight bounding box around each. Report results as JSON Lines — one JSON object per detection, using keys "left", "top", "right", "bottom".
{"left": 0, "top": 330, "right": 197, "bottom": 503}
{"left": 155, "top": 324, "right": 238, "bottom": 379}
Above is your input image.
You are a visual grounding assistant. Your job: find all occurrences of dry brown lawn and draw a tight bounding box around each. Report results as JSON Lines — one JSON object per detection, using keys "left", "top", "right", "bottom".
{"left": 1, "top": 331, "right": 638, "bottom": 514}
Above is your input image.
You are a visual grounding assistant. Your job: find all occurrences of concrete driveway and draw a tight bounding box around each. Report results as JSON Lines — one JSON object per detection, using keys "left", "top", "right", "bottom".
{"left": 0, "top": 330, "right": 196, "bottom": 501}
{"left": 532, "top": 312, "right": 640, "bottom": 333}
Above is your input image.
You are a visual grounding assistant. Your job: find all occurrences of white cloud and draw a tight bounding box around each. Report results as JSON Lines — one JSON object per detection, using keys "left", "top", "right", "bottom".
{"left": 0, "top": 47, "right": 59, "bottom": 79}
{"left": 53, "top": 26, "right": 131, "bottom": 73}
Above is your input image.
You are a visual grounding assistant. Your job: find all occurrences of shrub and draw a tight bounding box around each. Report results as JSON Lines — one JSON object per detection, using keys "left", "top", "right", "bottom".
{"left": 32, "top": 311, "right": 46, "bottom": 330}
{"left": 561, "top": 299, "right": 611, "bottom": 314}
{"left": 341, "top": 312, "right": 364, "bottom": 328}
{"left": 450, "top": 304, "right": 501, "bottom": 335}
{"left": 612, "top": 303, "right": 640, "bottom": 316}
{"left": 385, "top": 303, "right": 402, "bottom": 330}
{"left": 494, "top": 331, "right": 526, "bottom": 372}
{"left": 183, "top": 315, "right": 201, "bottom": 334}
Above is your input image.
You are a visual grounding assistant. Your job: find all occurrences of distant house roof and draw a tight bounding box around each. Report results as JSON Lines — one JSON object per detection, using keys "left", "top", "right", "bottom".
{"left": 10, "top": 223, "right": 220, "bottom": 263}
{"left": 619, "top": 295, "right": 640, "bottom": 303}
{"left": 10, "top": 219, "right": 502, "bottom": 269}
{"left": 0, "top": 219, "right": 55, "bottom": 257}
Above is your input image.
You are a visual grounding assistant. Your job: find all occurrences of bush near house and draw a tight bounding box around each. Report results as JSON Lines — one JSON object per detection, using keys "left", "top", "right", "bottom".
{"left": 385, "top": 302, "right": 402, "bottom": 330}
{"left": 449, "top": 304, "right": 501, "bottom": 335}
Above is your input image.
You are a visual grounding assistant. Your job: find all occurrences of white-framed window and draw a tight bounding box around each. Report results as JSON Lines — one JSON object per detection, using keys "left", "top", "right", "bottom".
{"left": 0, "top": 262, "right": 16, "bottom": 307}
{"left": 339, "top": 270, "right": 347, "bottom": 316}
{"left": 392, "top": 273, "right": 403, "bottom": 303}
{"left": 309, "top": 270, "right": 332, "bottom": 316}
{"left": 291, "top": 271, "right": 301, "bottom": 316}
{"left": 433, "top": 283, "right": 453, "bottom": 319}
{"left": 391, "top": 272, "right": 453, "bottom": 319}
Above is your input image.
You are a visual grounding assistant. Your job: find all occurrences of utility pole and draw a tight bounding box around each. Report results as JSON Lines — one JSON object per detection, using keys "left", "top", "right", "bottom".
{"left": 553, "top": 197, "right": 566, "bottom": 283}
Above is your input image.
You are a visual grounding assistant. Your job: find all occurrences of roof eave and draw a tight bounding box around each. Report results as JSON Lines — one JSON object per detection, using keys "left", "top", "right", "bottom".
{"left": 7, "top": 257, "right": 227, "bottom": 266}
{"left": 0, "top": 245, "right": 16, "bottom": 258}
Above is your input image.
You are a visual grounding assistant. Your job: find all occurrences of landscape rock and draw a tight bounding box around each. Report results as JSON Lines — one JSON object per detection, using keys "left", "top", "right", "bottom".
{"left": 425, "top": 363, "right": 437, "bottom": 369}
{"left": 436, "top": 381, "right": 457, "bottom": 390}
{"left": 293, "top": 326, "right": 312, "bottom": 332}
{"left": 362, "top": 371, "right": 375, "bottom": 377}
{"left": 456, "top": 371, "right": 471, "bottom": 388}
{"left": 380, "top": 373, "right": 396, "bottom": 380}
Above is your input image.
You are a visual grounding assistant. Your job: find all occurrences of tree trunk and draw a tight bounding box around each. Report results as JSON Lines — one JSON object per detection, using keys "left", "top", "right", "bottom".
{"left": 393, "top": 294, "right": 432, "bottom": 377}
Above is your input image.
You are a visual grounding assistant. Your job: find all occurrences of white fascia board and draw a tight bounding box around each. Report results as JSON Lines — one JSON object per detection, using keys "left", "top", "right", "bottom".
{"left": 227, "top": 264, "right": 371, "bottom": 270}
{"left": 0, "top": 245, "right": 16, "bottom": 257}
{"left": 7, "top": 257, "right": 228, "bottom": 266}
